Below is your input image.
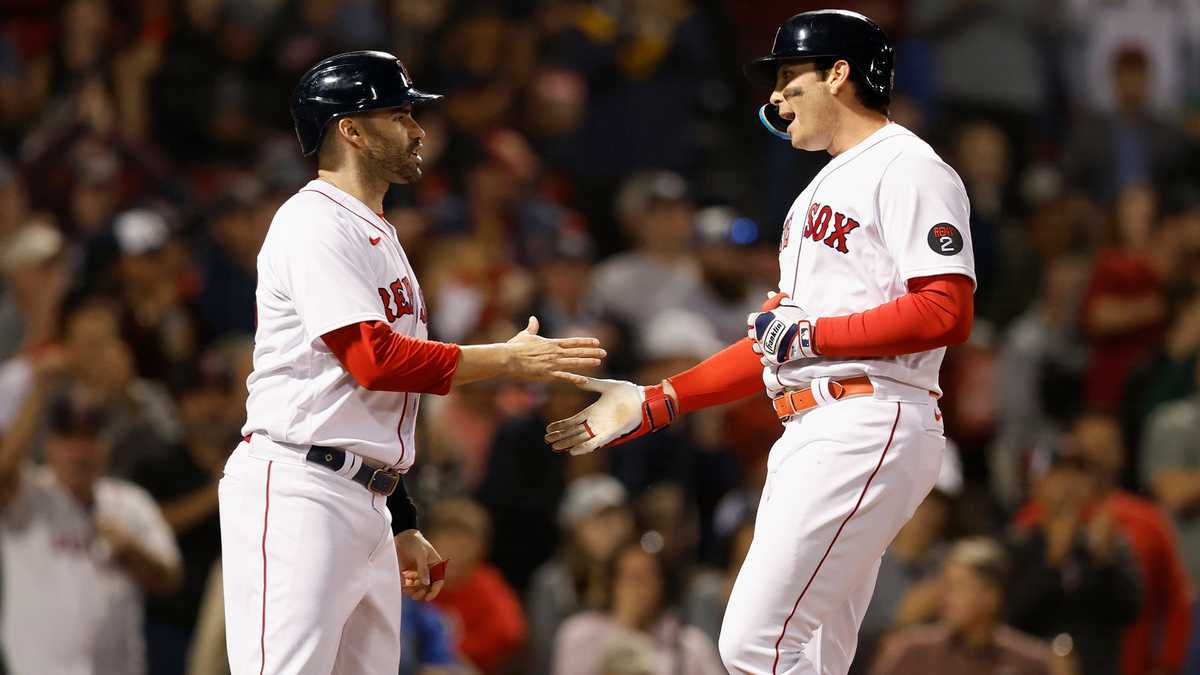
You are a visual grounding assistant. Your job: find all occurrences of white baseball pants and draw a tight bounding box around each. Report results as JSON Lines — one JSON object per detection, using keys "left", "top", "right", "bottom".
{"left": 718, "top": 382, "right": 945, "bottom": 675}
{"left": 218, "top": 436, "right": 403, "bottom": 675}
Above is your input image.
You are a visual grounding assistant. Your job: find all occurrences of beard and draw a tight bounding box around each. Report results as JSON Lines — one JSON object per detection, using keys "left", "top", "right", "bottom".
{"left": 364, "top": 134, "right": 423, "bottom": 184}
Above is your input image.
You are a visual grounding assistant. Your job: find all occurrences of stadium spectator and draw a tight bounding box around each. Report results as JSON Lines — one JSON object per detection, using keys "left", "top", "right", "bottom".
{"left": 1065, "top": 2, "right": 1200, "bottom": 117}
{"left": 528, "top": 474, "right": 635, "bottom": 675}
{"left": 951, "top": 119, "right": 1011, "bottom": 315}
{"left": 428, "top": 498, "right": 527, "bottom": 675}
{"left": 1080, "top": 184, "right": 1169, "bottom": 413}
{"left": 871, "top": 538, "right": 1052, "bottom": 675}
{"left": 526, "top": 226, "right": 604, "bottom": 340}
{"left": 0, "top": 385, "right": 182, "bottom": 675}
{"left": 992, "top": 256, "right": 1090, "bottom": 508}
{"left": 1006, "top": 442, "right": 1143, "bottom": 675}
{"left": 195, "top": 184, "right": 269, "bottom": 339}
{"left": 1015, "top": 413, "right": 1192, "bottom": 675}
{"left": 590, "top": 171, "right": 702, "bottom": 329}
{"left": 60, "top": 300, "right": 181, "bottom": 479}
{"left": 684, "top": 205, "right": 772, "bottom": 345}
{"left": 551, "top": 540, "right": 725, "bottom": 675}
{"left": 1063, "top": 45, "right": 1184, "bottom": 204}
{"left": 111, "top": 207, "right": 200, "bottom": 387}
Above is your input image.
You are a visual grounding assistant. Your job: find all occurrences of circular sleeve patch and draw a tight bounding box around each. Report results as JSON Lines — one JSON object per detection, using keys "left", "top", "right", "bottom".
{"left": 927, "top": 223, "right": 964, "bottom": 256}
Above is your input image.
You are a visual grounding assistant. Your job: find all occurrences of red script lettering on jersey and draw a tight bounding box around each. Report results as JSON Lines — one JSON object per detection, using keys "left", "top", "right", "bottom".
{"left": 800, "top": 203, "right": 861, "bottom": 254}
{"left": 377, "top": 276, "right": 421, "bottom": 323}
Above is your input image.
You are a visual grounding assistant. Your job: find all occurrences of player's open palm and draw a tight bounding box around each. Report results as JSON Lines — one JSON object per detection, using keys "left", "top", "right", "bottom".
{"left": 506, "top": 316, "right": 606, "bottom": 384}
{"left": 394, "top": 529, "right": 445, "bottom": 601}
{"left": 544, "top": 378, "right": 646, "bottom": 455}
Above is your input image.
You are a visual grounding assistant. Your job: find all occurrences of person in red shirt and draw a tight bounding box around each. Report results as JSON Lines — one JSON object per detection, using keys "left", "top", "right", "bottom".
{"left": 1080, "top": 184, "right": 1169, "bottom": 413}
{"left": 1014, "top": 413, "right": 1192, "bottom": 675}
{"left": 426, "top": 498, "right": 527, "bottom": 674}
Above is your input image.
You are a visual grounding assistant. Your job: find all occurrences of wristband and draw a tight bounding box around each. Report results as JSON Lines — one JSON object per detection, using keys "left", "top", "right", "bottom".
{"left": 389, "top": 475, "right": 420, "bottom": 535}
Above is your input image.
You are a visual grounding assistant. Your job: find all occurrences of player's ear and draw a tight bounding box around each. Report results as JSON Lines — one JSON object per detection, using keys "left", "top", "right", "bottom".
{"left": 336, "top": 117, "right": 364, "bottom": 148}
{"left": 828, "top": 60, "right": 851, "bottom": 95}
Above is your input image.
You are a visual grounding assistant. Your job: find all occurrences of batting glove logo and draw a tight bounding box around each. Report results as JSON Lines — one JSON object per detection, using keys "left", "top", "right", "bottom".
{"left": 748, "top": 306, "right": 817, "bottom": 366}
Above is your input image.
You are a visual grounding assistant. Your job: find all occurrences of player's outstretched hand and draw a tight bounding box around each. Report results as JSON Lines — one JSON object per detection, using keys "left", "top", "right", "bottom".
{"left": 506, "top": 316, "right": 606, "bottom": 384}
{"left": 394, "top": 529, "right": 446, "bottom": 601}
{"left": 544, "top": 377, "right": 677, "bottom": 455}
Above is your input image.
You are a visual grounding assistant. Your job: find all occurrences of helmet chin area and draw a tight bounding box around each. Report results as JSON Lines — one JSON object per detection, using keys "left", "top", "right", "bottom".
{"left": 758, "top": 105, "right": 792, "bottom": 141}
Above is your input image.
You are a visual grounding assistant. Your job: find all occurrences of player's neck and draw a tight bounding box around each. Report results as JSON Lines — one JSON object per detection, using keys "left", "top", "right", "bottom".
{"left": 827, "top": 112, "right": 889, "bottom": 157}
{"left": 316, "top": 168, "right": 388, "bottom": 214}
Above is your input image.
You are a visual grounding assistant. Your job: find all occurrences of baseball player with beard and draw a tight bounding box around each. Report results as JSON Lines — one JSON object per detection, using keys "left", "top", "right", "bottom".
{"left": 545, "top": 11, "right": 975, "bottom": 675}
{"left": 219, "top": 51, "right": 605, "bottom": 675}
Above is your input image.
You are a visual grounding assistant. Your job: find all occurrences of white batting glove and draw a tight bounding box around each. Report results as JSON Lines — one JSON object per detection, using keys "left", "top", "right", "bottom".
{"left": 748, "top": 303, "right": 818, "bottom": 367}
{"left": 543, "top": 378, "right": 677, "bottom": 455}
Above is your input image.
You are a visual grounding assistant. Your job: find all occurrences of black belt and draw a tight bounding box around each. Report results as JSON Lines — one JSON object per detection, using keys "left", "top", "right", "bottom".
{"left": 306, "top": 446, "right": 401, "bottom": 496}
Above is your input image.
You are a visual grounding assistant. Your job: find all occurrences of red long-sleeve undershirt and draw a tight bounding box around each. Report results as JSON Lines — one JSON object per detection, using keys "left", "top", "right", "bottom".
{"left": 321, "top": 321, "right": 461, "bottom": 395}
{"left": 816, "top": 274, "right": 974, "bottom": 357}
{"left": 668, "top": 274, "right": 973, "bottom": 414}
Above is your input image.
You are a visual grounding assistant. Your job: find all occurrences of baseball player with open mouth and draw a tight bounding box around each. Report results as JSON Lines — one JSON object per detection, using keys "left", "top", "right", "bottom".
{"left": 546, "top": 10, "right": 975, "bottom": 675}
{"left": 219, "top": 51, "right": 605, "bottom": 675}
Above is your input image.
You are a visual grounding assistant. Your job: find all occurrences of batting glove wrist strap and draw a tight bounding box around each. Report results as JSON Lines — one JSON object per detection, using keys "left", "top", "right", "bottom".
{"left": 544, "top": 378, "right": 679, "bottom": 456}
{"left": 608, "top": 382, "right": 678, "bottom": 448}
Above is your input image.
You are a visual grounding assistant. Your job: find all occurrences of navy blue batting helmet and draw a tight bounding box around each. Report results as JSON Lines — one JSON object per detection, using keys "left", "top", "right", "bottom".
{"left": 746, "top": 10, "right": 894, "bottom": 139}
{"left": 291, "top": 51, "right": 443, "bottom": 157}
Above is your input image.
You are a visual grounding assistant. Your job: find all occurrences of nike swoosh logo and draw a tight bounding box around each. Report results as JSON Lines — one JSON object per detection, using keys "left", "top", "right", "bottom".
{"left": 369, "top": 236, "right": 381, "bottom": 246}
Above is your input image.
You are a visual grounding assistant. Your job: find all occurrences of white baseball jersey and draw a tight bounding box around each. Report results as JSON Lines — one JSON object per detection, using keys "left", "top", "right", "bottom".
{"left": 767, "top": 123, "right": 975, "bottom": 396}
{"left": 243, "top": 179, "right": 428, "bottom": 469}
{"left": 1, "top": 466, "right": 180, "bottom": 675}
{"left": 719, "top": 123, "right": 972, "bottom": 675}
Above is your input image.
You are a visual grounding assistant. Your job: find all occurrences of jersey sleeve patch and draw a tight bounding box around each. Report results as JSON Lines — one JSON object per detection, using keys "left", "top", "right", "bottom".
{"left": 926, "top": 223, "right": 964, "bottom": 256}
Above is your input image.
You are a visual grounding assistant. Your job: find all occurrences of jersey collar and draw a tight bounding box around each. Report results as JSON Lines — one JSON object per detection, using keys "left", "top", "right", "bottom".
{"left": 823, "top": 122, "right": 913, "bottom": 171}
{"left": 303, "top": 179, "right": 392, "bottom": 235}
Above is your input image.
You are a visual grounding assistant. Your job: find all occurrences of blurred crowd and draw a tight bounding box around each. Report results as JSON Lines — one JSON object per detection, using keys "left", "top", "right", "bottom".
{"left": 3, "top": 0, "right": 1200, "bottom": 674}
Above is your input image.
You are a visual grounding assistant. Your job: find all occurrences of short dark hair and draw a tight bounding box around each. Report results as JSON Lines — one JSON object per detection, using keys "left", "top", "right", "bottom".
{"left": 811, "top": 56, "right": 890, "bottom": 115}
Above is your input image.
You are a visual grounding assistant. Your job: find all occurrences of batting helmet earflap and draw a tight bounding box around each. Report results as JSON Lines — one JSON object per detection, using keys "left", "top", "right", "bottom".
{"left": 291, "top": 51, "right": 444, "bottom": 157}
{"left": 745, "top": 10, "right": 894, "bottom": 139}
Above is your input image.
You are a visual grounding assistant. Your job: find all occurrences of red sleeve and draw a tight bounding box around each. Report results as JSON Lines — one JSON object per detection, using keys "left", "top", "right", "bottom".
{"left": 667, "top": 338, "right": 765, "bottom": 415}
{"left": 321, "top": 321, "right": 461, "bottom": 395}
{"left": 814, "top": 274, "right": 973, "bottom": 357}
{"left": 457, "top": 568, "right": 528, "bottom": 673}
{"left": 1153, "top": 511, "right": 1194, "bottom": 670}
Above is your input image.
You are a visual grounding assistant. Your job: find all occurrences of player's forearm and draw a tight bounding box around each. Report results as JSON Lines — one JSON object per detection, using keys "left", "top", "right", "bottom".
{"left": 814, "top": 274, "right": 973, "bottom": 357}
{"left": 665, "top": 338, "right": 765, "bottom": 414}
{"left": 450, "top": 343, "right": 516, "bottom": 385}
